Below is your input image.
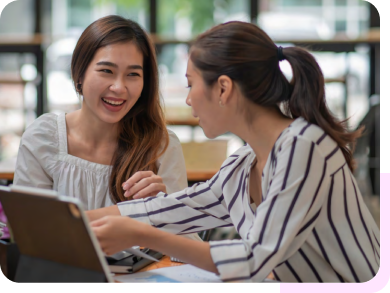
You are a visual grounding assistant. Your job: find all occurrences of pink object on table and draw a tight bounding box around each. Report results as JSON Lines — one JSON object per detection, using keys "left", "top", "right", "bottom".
{"left": 0, "top": 201, "right": 10, "bottom": 239}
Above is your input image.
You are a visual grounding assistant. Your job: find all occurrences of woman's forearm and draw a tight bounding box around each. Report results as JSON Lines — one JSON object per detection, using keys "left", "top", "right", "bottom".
{"left": 86, "top": 205, "right": 121, "bottom": 221}
{"left": 139, "top": 226, "right": 218, "bottom": 274}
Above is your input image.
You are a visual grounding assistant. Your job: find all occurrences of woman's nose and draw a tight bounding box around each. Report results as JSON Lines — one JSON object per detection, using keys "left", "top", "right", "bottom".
{"left": 109, "top": 78, "right": 126, "bottom": 94}
{"left": 186, "top": 95, "right": 191, "bottom": 106}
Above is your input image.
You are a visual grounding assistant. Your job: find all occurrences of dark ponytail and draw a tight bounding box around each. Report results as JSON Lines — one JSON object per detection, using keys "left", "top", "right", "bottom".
{"left": 282, "top": 46, "right": 362, "bottom": 171}
{"left": 190, "top": 21, "right": 362, "bottom": 171}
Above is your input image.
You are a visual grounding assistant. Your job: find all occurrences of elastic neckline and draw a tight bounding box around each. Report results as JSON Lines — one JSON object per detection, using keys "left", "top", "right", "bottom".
{"left": 57, "top": 113, "right": 112, "bottom": 173}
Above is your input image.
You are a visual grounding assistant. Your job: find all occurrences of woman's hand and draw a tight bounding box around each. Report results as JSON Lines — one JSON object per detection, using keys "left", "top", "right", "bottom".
{"left": 85, "top": 205, "right": 121, "bottom": 222}
{"left": 122, "top": 171, "right": 167, "bottom": 199}
{"left": 91, "top": 216, "right": 149, "bottom": 256}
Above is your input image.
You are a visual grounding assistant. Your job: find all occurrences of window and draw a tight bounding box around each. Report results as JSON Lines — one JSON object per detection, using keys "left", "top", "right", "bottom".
{"left": 0, "top": 0, "right": 35, "bottom": 35}
{"left": 265, "top": 0, "right": 370, "bottom": 39}
{"left": 280, "top": 0, "right": 322, "bottom": 6}
{"left": 257, "top": 0, "right": 371, "bottom": 128}
{"left": 157, "top": 0, "right": 249, "bottom": 39}
{"left": 47, "top": 0, "right": 149, "bottom": 115}
{"left": 0, "top": 1, "right": 38, "bottom": 160}
{"left": 68, "top": 0, "right": 92, "bottom": 29}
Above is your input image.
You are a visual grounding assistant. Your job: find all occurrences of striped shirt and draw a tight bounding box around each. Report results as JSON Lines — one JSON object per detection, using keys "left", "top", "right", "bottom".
{"left": 117, "top": 117, "right": 380, "bottom": 282}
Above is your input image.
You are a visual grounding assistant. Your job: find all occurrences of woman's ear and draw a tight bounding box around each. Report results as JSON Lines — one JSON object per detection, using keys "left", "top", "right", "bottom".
{"left": 76, "top": 78, "right": 84, "bottom": 93}
{"left": 217, "top": 75, "right": 233, "bottom": 106}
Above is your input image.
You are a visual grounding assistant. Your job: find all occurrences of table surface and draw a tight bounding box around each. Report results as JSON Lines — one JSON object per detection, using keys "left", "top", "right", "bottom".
{"left": 0, "top": 158, "right": 216, "bottom": 182}
{"left": 0, "top": 158, "right": 16, "bottom": 181}
{"left": 117, "top": 255, "right": 275, "bottom": 281}
{"left": 137, "top": 255, "right": 183, "bottom": 273}
{"left": 113, "top": 255, "right": 182, "bottom": 282}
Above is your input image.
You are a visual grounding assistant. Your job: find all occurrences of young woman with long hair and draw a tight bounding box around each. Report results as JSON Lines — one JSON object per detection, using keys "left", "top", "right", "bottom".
{"left": 13, "top": 15, "right": 200, "bottom": 241}
{"left": 88, "top": 21, "right": 379, "bottom": 282}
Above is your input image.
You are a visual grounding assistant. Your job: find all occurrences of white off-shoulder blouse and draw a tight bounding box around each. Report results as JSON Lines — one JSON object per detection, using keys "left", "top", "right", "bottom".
{"left": 13, "top": 112, "right": 189, "bottom": 211}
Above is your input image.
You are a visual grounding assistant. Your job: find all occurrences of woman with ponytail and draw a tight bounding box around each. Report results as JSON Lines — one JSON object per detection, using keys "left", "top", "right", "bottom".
{"left": 89, "top": 21, "right": 379, "bottom": 282}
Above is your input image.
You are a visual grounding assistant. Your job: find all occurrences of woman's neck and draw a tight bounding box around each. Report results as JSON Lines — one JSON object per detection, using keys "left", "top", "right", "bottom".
{"left": 66, "top": 108, "right": 119, "bottom": 148}
{"left": 232, "top": 107, "right": 294, "bottom": 165}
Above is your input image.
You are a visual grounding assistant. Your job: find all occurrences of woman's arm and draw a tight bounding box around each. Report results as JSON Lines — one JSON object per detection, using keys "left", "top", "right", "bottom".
{"left": 92, "top": 139, "right": 330, "bottom": 281}
{"left": 121, "top": 130, "right": 187, "bottom": 199}
{"left": 116, "top": 169, "right": 232, "bottom": 235}
{"left": 91, "top": 215, "right": 218, "bottom": 274}
{"left": 116, "top": 150, "right": 249, "bottom": 235}
{"left": 85, "top": 205, "right": 121, "bottom": 222}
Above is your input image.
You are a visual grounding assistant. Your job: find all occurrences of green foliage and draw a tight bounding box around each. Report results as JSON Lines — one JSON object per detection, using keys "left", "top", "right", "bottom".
{"left": 94, "top": 0, "right": 235, "bottom": 36}
{"left": 93, "top": 0, "right": 144, "bottom": 7}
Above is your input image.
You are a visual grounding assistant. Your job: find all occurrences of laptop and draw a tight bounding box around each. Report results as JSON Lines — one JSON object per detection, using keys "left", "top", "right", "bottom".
{"left": 0, "top": 185, "right": 114, "bottom": 282}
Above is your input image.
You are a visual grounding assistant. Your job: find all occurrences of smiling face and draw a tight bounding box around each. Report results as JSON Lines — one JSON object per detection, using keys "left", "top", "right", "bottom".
{"left": 80, "top": 41, "right": 144, "bottom": 124}
{"left": 185, "top": 58, "right": 230, "bottom": 139}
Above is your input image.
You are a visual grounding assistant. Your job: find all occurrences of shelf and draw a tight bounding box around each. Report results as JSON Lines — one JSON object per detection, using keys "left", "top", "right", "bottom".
{"left": 149, "top": 29, "right": 379, "bottom": 46}
{"left": 324, "top": 77, "right": 346, "bottom": 84}
{"left": 0, "top": 34, "right": 46, "bottom": 46}
{"left": 166, "top": 117, "right": 199, "bottom": 127}
{"left": 0, "top": 79, "right": 27, "bottom": 85}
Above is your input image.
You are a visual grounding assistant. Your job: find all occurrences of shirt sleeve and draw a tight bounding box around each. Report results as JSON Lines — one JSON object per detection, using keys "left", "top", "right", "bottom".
{"left": 209, "top": 136, "right": 330, "bottom": 282}
{"left": 13, "top": 114, "right": 58, "bottom": 189}
{"left": 117, "top": 156, "right": 240, "bottom": 235}
{"left": 156, "top": 130, "right": 188, "bottom": 193}
{"left": 155, "top": 129, "right": 203, "bottom": 241}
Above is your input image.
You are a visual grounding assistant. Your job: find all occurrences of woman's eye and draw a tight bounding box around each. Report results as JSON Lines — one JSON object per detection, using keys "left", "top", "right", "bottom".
{"left": 100, "top": 69, "right": 112, "bottom": 74}
{"left": 128, "top": 73, "right": 141, "bottom": 77}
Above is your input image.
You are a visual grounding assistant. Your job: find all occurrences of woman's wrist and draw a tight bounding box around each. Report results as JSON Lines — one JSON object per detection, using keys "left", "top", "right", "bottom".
{"left": 135, "top": 221, "right": 157, "bottom": 248}
{"left": 86, "top": 205, "right": 121, "bottom": 222}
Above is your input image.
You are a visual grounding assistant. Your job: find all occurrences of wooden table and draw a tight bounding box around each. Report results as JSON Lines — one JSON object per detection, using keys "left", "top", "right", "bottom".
{"left": 0, "top": 172, "right": 216, "bottom": 185}
{"left": 0, "top": 171, "right": 214, "bottom": 184}
{"left": 166, "top": 117, "right": 199, "bottom": 127}
{"left": 137, "top": 255, "right": 183, "bottom": 273}
{"left": 125, "top": 255, "right": 275, "bottom": 281}
{"left": 181, "top": 140, "right": 227, "bottom": 184}
{"left": 186, "top": 169, "right": 218, "bottom": 182}
{"left": 113, "top": 255, "right": 183, "bottom": 282}
{"left": 0, "top": 158, "right": 16, "bottom": 182}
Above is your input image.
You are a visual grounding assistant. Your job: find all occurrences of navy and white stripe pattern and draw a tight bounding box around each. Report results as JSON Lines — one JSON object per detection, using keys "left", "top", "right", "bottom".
{"left": 117, "top": 117, "right": 379, "bottom": 282}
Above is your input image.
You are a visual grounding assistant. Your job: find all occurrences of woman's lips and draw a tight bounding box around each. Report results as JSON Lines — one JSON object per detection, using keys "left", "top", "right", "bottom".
{"left": 101, "top": 97, "right": 126, "bottom": 112}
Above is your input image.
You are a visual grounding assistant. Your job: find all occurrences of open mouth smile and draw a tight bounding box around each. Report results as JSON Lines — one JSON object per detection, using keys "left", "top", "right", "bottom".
{"left": 101, "top": 98, "right": 125, "bottom": 106}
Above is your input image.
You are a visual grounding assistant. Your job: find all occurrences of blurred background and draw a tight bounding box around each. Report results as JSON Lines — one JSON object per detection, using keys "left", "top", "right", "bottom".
{"left": 0, "top": 0, "right": 380, "bottom": 234}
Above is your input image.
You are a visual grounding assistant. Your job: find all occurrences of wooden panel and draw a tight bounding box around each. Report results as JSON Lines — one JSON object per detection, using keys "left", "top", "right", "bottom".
{"left": 149, "top": 29, "right": 380, "bottom": 46}
{"left": 0, "top": 158, "right": 16, "bottom": 181}
{"left": 166, "top": 117, "right": 199, "bottom": 127}
{"left": 0, "top": 34, "right": 45, "bottom": 45}
{"left": 0, "top": 173, "right": 13, "bottom": 181}
{"left": 138, "top": 255, "right": 183, "bottom": 273}
{"left": 186, "top": 170, "right": 218, "bottom": 182}
{"left": 181, "top": 140, "right": 228, "bottom": 181}
{"left": 165, "top": 106, "right": 199, "bottom": 126}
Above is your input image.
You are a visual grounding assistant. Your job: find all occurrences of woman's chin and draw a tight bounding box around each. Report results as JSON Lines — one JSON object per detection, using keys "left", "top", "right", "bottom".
{"left": 203, "top": 128, "right": 221, "bottom": 139}
{"left": 99, "top": 112, "right": 125, "bottom": 125}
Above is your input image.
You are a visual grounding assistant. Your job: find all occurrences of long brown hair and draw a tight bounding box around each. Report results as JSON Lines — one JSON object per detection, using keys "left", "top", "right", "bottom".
{"left": 190, "top": 21, "right": 362, "bottom": 171}
{"left": 71, "top": 15, "right": 168, "bottom": 203}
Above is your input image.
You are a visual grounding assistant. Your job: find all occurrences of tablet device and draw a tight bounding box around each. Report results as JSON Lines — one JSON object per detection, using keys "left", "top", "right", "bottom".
{"left": 0, "top": 185, "right": 114, "bottom": 282}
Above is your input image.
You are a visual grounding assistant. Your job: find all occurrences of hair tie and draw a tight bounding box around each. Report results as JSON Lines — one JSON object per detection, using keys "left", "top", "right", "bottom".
{"left": 277, "top": 46, "right": 285, "bottom": 61}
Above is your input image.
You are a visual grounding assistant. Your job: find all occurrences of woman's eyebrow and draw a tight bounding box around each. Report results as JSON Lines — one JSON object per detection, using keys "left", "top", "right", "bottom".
{"left": 96, "top": 61, "right": 143, "bottom": 70}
